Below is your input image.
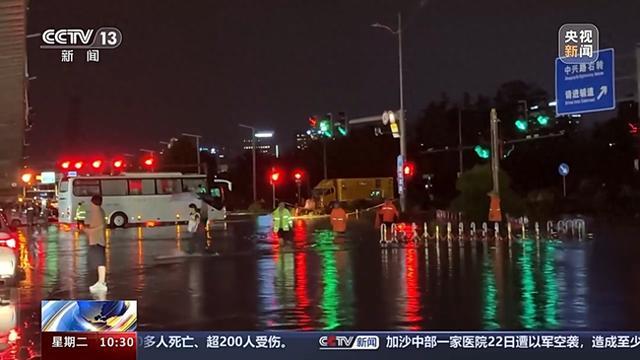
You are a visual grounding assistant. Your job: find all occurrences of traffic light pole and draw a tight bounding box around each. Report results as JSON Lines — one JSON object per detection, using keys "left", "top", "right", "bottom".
{"left": 489, "top": 108, "right": 502, "bottom": 222}
{"left": 397, "top": 12, "right": 407, "bottom": 213}
{"left": 272, "top": 183, "right": 276, "bottom": 210}
{"left": 323, "top": 138, "right": 328, "bottom": 180}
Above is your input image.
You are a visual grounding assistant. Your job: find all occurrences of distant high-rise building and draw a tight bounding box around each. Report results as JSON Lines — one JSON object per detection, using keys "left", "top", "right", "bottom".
{"left": 295, "top": 132, "right": 311, "bottom": 151}
{"left": 241, "top": 136, "right": 278, "bottom": 157}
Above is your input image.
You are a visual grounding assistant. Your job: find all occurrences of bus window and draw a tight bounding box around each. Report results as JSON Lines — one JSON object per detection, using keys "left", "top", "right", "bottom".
{"left": 156, "top": 179, "right": 181, "bottom": 194}
{"left": 73, "top": 179, "right": 101, "bottom": 197}
{"left": 59, "top": 180, "right": 69, "bottom": 193}
{"left": 129, "top": 179, "right": 155, "bottom": 195}
{"left": 101, "top": 180, "right": 128, "bottom": 196}
{"left": 182, "top": 178, "right": 206, "bottom": 192}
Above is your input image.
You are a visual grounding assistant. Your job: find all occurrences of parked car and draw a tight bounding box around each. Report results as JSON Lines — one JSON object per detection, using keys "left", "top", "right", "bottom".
{"left": 0, "top": 217, "right": 17, "bottom": 286}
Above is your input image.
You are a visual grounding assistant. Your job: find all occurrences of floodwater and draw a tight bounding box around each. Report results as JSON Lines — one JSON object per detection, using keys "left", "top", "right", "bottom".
{"left": 7, "top": 215, "right": 640, "bottom": 356}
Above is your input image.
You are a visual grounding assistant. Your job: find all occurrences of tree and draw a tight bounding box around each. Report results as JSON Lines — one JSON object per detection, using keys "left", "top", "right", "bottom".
{"left": 450, "top": 164, "right": 524, "bottom": 222}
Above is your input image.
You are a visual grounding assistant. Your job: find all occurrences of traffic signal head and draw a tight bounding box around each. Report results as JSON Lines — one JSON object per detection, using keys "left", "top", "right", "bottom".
{"left": 293, "top": 170, "right": 303, "bottom": 182}
{"left": 319, "top": 113, "right": 333, "bottom": 137}
{"left": 112, "top": 159, "right": 124, "bottom": 169}
{"left": 308, "top": 116, "right": 318, "bottom": 128}
{"left": 335, "top": 112, "right": 348, "bottom": 136}
{"left": 61, "top": 160, "right": 71, "bottom": 170}
{"left": 20, "top": 172, "right": 33, "bottom": 184}
{"left": 73, "top": 161, "right": 84, "bottom": 170}
{"left": 91, "top": 159, "right": 103, "bottom": 169}
{"left": 536, "top": 114, "right": 550, "bottom": 126}
{"left": 403, "top": 162, "right": 415, "bottom": 178}
{"left": 143, "top": 157, "right": 155, "bottom": 169}
{"left": 474, "top": 145, "right": 490, "bottom": 159}
{"left": 515, "top": 118, "right": 528, "bottom": 132}
{"left": 270, "top": 169, "right": 281, "bottom": 184}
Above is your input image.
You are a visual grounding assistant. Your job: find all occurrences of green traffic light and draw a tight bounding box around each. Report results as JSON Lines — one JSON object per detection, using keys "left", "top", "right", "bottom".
{"left": 515, "top": 118, "right": 528, "bottom": 132}
{"left": 536, "top": 115, "right": 550, "bottom": 126}
{"left": 474, "top": 145, "right": 490, "bottom": 159}
{"left": 337, "top": 126, "right": 347, "bottom": 136}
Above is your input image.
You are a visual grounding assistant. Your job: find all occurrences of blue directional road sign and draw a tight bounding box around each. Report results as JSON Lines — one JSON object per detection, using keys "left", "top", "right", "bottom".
{"left": 558, "top": 163, "right": 570, "bottom": 177}
{"left": 555, "top": 48, "right": 615, "bottom": 116}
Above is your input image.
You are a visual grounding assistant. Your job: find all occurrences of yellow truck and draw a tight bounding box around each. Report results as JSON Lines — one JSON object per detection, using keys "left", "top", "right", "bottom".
{"left": 312, "top": 177, "right": 394, "bottom": 209}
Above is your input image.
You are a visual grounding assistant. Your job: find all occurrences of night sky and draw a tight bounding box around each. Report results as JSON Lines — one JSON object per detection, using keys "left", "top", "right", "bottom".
{"left": 26, "top": 0, "right": 640, "bottom": 162}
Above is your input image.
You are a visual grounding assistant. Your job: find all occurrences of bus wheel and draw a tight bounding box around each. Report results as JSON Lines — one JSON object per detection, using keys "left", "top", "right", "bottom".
{"left": 110, "top": 212, "right": 128, "bottom": 228}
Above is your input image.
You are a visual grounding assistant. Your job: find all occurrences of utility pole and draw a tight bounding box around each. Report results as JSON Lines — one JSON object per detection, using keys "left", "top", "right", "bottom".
{"left": 636, "top": 43, "right": 640, "bottom": 119}
{"left": 322, "top": 138, "right": 328, "bottom": 179}
{"left": 372, "top": 12, "right": 407, "bottom": 212}
{"left": 458, "top": 107, "right": 463, "bottom": 177}
{"left": 488, "top": 108, "right": 502, "bottom": 222}
{"left": 397, "top": 12, "right": 407, "bottom": 212}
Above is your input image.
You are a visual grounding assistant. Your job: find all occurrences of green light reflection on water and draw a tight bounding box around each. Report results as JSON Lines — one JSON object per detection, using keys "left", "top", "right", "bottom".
{"left": 542, "top": 241, "right": 559, "bottom": 328}
{"left": 519, "top": 240, "right": 539, "bottom": 329}
{"left": 315, "top": 230, "right": 341, "bottom": 330}
{"left": 482, "top": 256, "right": 499, "bottom": 330}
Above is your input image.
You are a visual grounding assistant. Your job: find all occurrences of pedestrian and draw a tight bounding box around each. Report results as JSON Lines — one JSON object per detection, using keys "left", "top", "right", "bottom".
{"left": 272, "top": 201, "right": 293, "bottom": 242}
{"left": 330, "top": 201, "right": 347, "bottom": 234}
{"left": 75, "top": 201, "right": 86, "bottom": 229}
{"left": 86, "top": 195, "right": 108, "bottom": 293}
{"left": 376, "top": 199, "right": 399, "bottom": 229}
{"left": 187, "top": 203, "right": 201, "bottom": 233}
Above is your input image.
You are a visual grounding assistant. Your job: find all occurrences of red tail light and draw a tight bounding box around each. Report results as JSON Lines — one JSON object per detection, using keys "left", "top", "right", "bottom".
{"left": 0, "top": 236, "right": 16, "bottom": 249}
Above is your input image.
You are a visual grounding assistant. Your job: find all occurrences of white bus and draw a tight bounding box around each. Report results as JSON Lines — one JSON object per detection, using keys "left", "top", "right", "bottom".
{"left": 58, "top": 173, "right": 231, "bottom": 227}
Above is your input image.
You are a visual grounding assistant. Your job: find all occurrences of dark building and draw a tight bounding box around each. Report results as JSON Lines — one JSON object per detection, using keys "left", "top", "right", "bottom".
{"left": 0, "top": 0, "right": 27, "bottom": 200}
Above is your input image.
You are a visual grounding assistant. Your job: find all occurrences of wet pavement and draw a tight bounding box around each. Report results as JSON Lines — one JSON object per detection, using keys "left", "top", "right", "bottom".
{"left": 3, "top": 215, "right": 640, "bottom": 357}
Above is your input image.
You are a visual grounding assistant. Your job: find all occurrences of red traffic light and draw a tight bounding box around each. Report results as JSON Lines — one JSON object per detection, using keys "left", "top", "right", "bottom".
{"left": 20, "top": 172, "right": 33, "bottom": 184}
{"left": 73, "top": 161, "right": 84, "bottom": 170}
{"left": 112, "top": 159, "right": 124, "bottom": 169}
{"left": 403, "top": 162, "right": 415, "bottom": 178}
{"left": 293, "top": 170, "right": 303, "bottom": 181}
{"left": 61, "top": 160, "right": 71, "bottom": 170}
{"left": 143, "top": 157, "right": 154, "bottom": 167}
{"left": 308, "top": 116, "right": 318, "bottom": 128}
{"left": 91, "top": 159, "right": 103, "bottom": 169}
{"left": 270, "top": 169, "right": 281, "bottom": 184}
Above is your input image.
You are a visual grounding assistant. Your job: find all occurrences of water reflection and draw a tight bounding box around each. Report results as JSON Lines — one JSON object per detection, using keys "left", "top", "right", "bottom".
{"left": 11, "top": 218, "right": 624, "bottom": 334}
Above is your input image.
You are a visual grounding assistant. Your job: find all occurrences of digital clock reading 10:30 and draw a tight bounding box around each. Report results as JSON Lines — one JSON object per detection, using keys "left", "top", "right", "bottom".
{"left": 100, "top": 336, "right": 135, "bottom": 348}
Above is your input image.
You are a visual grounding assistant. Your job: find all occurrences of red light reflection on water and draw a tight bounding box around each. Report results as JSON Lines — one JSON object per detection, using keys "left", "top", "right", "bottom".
{"left": 293, "top": 220, "right": 313, "bottom": 330}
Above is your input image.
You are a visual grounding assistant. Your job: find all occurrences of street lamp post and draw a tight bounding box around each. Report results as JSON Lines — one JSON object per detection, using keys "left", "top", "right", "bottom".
{"left": 372, "top": 12, "right": 407, "bottom": 212}
{"left": 181, "top": 133, "right": 202, "bottom": 174}
{"left": 239, "top": 124, "right": 257, "bottom": 203}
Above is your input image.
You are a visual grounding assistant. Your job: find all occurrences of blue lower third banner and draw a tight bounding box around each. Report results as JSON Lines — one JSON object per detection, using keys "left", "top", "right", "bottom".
{"left": 137, "top": 332, "right": 640, "bottom": 360}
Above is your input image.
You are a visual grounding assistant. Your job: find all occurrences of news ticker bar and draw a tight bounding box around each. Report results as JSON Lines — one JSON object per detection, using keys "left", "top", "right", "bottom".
{"left": 42, "top": 332, "right": 640, "bottom": 360}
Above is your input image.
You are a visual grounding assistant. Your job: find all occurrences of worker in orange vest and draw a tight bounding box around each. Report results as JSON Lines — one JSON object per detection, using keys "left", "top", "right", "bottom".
{"left": 376, "top": 199, "right": 399, "bottom": 228}
{"left": 330, "top": 202, "right": 347, "bottom": 233}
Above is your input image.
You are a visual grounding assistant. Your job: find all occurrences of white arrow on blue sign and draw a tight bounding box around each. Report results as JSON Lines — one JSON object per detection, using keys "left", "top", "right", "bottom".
{"left": 558, "top": 163, "right": 570, "bottom": 177}
{"left": 555, "top": 48, "right": 615, "bottom": 116}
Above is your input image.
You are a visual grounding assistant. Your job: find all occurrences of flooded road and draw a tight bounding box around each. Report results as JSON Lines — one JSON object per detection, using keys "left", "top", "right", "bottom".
{"left": 6, "top": 215, "right": 640, "bottom": 356}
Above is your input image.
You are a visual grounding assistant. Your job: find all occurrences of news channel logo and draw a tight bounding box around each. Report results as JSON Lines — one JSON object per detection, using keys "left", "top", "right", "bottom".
{"left": 318, "top": 335, "right": 380, "bottom": 350}
{"left": 40, "top": 27, "right": 123, "bottom": 49}
{"left": 41, "top": 300, "right": 137, "bottom": 332}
